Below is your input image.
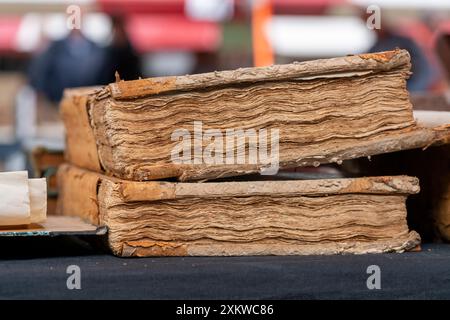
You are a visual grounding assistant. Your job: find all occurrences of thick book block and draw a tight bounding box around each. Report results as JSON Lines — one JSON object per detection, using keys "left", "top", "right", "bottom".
{"left": 57, "top": 164, "right": 421, "bottom": 257}
{"left": 61, "top": 50, "right": 449, "bottom": 181}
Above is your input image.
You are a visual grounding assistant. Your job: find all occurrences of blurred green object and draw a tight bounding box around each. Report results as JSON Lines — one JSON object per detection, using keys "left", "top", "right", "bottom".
{"left": 221, "top": 22, "right": 252, "bottom": 52}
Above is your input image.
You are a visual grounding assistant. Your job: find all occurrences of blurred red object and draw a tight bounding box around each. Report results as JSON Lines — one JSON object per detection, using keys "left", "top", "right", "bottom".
{"left": 272, "top": 0, "right": 345, "bottom": 14}
{"left": 436, "top": 21, "right": 450, "bottom": 37}
{"left": 0, "top": 17, "right": 20, "bottom": 54}
{"left": 98, "top": 0, "right": 185, "bottom": 15}
{"left": 127, "top": 14, "right": 221, "bottom": 52}
{"left": 98, "top": 0, "right": 345, "bottom": 16}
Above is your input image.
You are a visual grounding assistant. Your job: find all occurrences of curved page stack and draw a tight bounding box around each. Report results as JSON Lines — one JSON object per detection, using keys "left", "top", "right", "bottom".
{"left": 61, "top": 49, "right": 449, "bottom": 181}
{"left": 57, "top": 164, "right": 420, "bottom": 257}
{"left": 57, "top": 50, "right": 446, "bottom": 256}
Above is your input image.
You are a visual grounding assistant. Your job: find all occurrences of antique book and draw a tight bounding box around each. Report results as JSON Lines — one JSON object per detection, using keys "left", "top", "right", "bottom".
{"left": 352, "top": 111, "right": 450, "bottom": 242}
{"left": 57, "top": 164, "right": 420, "bottom": 257}
{"left": 0, "top": 171, "right": 46, "bottom": 226}
{"left": 61, "top": 49, "right": 449, "bottom": 182}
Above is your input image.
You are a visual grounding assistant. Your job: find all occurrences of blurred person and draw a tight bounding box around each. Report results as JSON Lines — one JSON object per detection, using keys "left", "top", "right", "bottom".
{"left": 100, "top": 15, "right": 141, "bottom": 83}
{"left": 28, "top": 29, "right": 106, "bottom": 103}
{"left": 436, "top": 33, "right": 450, "bottom": 83}
{"left": 369, "top": 25, "right": 435, "bottom": 92}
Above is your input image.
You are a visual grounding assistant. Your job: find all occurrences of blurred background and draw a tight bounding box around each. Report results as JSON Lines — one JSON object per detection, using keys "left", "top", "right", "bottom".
{"left": 1, "top": 0, "right": 450, "bottom": 175}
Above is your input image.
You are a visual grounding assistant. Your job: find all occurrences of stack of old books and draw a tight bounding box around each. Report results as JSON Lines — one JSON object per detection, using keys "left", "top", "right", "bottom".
{"left": 57, "top": 49, "right": 450, "bottom": 257}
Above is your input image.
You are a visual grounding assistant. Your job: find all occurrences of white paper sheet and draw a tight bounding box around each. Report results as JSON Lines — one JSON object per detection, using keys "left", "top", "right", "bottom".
{"left": 0, "top": 171, "right": 47, "bottom": 226}
{"left": 0, "top": 171, "right": 30, "bottom": 225}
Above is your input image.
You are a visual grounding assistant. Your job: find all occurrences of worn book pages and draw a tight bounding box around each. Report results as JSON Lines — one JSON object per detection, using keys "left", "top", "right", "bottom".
{"left": 57, "top": 164, "right": 421, "bottom": 257}
{"left": 0, "top": 171, "right": 47, "bottom": 226}
{"left": 61, "top": 49, "right": 450, "bottom": 182}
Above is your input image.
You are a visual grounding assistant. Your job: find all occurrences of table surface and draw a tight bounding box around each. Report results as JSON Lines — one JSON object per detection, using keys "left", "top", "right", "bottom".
{"left": 0, "top": 236, "right": 449, "bottom": 300}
